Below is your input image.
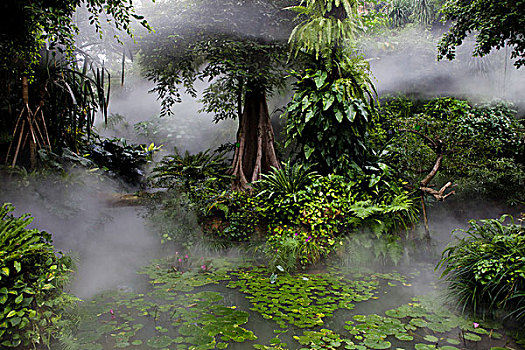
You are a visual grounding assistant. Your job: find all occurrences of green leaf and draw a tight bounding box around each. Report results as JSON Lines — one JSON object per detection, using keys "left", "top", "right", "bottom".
{"left": 305, "top": 110, "right": 315, "bottom": 123}
{"left": 335, "top": 109, "right": 343, "bottom": 123}
{"left": 323, "top": 93, "right": 335, "bottom": 111}
{"left": 13, "top": 261, "right": 21, "bottom": 273}
{"left": 314, "top": 71, "right": 327, "bottom": 89}
{"left": 304, "top": 144, "right": 315, "bottom": 160}
{"left": 346, "top": 104, "right": 356, "bottom": 122}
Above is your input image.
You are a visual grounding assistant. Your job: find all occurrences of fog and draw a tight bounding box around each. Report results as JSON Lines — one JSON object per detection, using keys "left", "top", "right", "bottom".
{"left": 4, "top": 2, "right": 525, "bottom": 304}
{"left": 364, "top": 28, "right": 525, "bottom": 111}
{"left": 0, "top": 171, "right": 160, "bottom": 299}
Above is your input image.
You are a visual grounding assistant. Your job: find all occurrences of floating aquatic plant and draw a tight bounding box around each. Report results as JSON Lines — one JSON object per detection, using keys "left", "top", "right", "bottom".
{"left": 227, "top": 267, "right": 378, "bottom": 328}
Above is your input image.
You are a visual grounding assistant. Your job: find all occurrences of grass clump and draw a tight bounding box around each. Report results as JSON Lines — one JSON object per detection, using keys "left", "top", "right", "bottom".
{"left": 437, "top": 215, "right": 525, "bottom": 320}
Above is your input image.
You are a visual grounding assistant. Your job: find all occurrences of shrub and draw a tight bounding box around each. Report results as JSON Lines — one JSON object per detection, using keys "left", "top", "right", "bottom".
{"left": 150, "top": 147, "right": 231, "bottom": 190}
{"left": 381, "top": 96, "right": 525, "bottom": 203}
{"left": 0, "top": 203, "right": 77, "bottom": 348}
{"left": 437, "top": 215, "right": 525, "bottom": 320}
{"left": 257, "top": 167, "right": 418, "bottom": 268}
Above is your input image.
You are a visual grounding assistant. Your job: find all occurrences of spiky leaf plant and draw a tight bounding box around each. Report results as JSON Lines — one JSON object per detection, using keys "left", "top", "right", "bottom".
{"left": 256, "top": 160, "right": 319, "bottom": 202}
{"left": 437, "top": 215, "right": 525, "bottom": 320}
{"left": 151, "top": 147, "right": 231, "bottom": 189}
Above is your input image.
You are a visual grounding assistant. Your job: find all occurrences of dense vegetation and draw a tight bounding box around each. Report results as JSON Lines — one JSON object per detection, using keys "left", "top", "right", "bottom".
{"left": 438, "top": 216, "right": 525, "bottom": 321}
{"left": 0, "top": 204, "right": 76, "bottom": 348}
{"left": 1, "top": 0, "right": 525, "bottom": 347}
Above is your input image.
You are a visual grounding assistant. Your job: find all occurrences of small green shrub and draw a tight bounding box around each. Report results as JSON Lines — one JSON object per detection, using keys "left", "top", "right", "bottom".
{"left": 0, "top": 203, "right": 77, "bottom": 348}
{"left": 437, "top": 215, "right": 525, "bottom": 320}
{"left": 257, "top": 160, "right": 319, "bottom": 202}
{"left": 264, "top": 232, "right": 302, "bottom": 272}
{"left": 257, "top": 168, "right": 418, "bottom": 268}
{"left": 150, "top": 147, "right": 232, "bottom": 189}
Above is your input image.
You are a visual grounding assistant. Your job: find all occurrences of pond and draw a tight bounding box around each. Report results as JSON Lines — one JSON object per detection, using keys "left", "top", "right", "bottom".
{"left": 66, "top": 211, "right": 523, "bottom": 350}
{"left": 4, "top": 180, "right": 520, "bottom": 350}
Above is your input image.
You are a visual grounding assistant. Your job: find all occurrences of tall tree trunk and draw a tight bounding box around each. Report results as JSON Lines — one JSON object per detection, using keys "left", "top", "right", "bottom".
{"left": 231, "top": 81, "right": 280, "bottom": 191}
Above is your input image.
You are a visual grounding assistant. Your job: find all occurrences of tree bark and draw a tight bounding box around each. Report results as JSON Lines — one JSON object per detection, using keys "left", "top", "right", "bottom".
{"left": 399, "top": 128, "right": 455, "bottom": 240}
{"left": 231, "top": 81, "right": 280, "bottom": 191}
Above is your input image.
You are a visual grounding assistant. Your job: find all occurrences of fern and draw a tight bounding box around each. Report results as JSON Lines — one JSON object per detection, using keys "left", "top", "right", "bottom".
{"left": 257, "top": 160, "right": 319, "bottom": 202}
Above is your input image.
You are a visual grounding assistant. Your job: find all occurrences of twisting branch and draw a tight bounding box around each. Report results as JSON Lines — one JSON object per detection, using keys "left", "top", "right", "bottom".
{"left": 399, "top": 128, "right": 455, "bottom": 239}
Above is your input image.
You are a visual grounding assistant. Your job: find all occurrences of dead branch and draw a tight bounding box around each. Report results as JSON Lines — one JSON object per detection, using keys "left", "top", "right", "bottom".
{"left": 421, "top": 182, "right": 456, "bottom": 201}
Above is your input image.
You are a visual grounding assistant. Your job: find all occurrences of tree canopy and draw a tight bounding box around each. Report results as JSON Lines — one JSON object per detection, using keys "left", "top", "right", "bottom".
{"left": 139, "top": 0, "right": 296, "bottom": 119}
{"left": 437, "top": 0, "right": 525, "bottom": 68}
{"left": 0, "top": 0, "right": 150, "bottom": 76}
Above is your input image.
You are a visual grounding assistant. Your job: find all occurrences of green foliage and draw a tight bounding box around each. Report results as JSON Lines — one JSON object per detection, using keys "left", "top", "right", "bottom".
{"left": 84, "top": 137, "right": 153, "bottom": 184}
{"left": 340, "top": 233, "right": 404, "bottom": 266}
{"left": 227, "top": 266, "right": 377, "bottom": 328}
{"left": 151, "top": 147, "right": 231, "bottom": 190}
{"left": 71, "top": 257, "right": 256, "bottom": 349}
{"left": 33, "top": 50, "right": 112, "bottom": 151}
{"left": 437, "top": 0, "right": 525, "bottom": 68}
{"left": 0, "top": 203, "right": 77, "bottom": 348}
{"left": 148, "top": 148, "right": 258, "bottom": 243}
{"left": 437, "top": 215, "right": 525, "bottom": 320}
{"left": 284, "top": 55, "right": 377, "bottom": 174}
{"left": 257, "top": 161, "right": 319, "bottom": 202}
{"left": 412, "top": 0, "right": 434, "bottom": 26}
{"left": 258, "top": 169, "right": 418, "bottom": 267}
{"left": 286, "top": 0, "right": 363, "bottom": 60}
{"left": 139, "top": 0, "right": 294, "bottom": 118}
{"left": 387, "top": 0, "right": 413, "bottom": 28}
{"left": 381, "top": 96, "right": 525, "bottom": 203}
{"left": 199, "top": 189, "right": 260, "bottom": 242}
{"left": 295, "top": 328, "right": 354, "bottom": 349}
{"left": 0, "top": 0, "right": 150, "bottom": 77}
{"left": 264, "top": 233, "right": 302, "bottom": 272}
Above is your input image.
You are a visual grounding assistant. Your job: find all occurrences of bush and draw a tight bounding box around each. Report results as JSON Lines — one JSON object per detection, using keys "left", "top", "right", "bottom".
{"left": 381, "top": 96, "right": 525, "bottom": 204}
{"left": 257, "top": 165, "right": 418, "bottom": 268}
{"left": 437, "top": 215, "right": 525, "bottom": 320}
{"left": 0, "top": 203, "right": 77, "bottom": 348}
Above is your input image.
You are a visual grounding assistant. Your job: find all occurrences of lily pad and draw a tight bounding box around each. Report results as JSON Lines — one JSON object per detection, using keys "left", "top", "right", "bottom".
{"left": 146, "top": 335, "right": 173, "bottom": 348}
{"left": 463, "top": 333, "right": 482, "bottom": 342}
{"left": 423, "top": 335, "right": 439, "bottom": 343}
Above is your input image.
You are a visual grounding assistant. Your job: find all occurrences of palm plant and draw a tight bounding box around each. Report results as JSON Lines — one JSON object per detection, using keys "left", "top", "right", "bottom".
{"left": 151, "top": 147, "right": 231, "bottom": 189}
{"left": 256, "top": 160, "right": 319, "bottom": 202}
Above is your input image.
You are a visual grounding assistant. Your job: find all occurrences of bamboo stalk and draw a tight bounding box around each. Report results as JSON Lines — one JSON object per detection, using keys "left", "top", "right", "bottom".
{"left": 11, "top": 120, "right": 26, "bottom": 167}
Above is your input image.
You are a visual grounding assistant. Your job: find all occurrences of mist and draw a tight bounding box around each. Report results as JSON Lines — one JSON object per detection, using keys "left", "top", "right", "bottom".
{"left": 99, "top": 79, "right": 238, "bottom": 155}
{"left": 0, "top": 170, "right": 161, "bottom": 299}
{"left": 365, "top": 27, "right": 525, "bottom": 110}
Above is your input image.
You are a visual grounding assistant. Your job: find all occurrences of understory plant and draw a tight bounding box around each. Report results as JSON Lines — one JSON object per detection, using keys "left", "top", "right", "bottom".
{"left": 150, "top": 147, "right": 231, "bottom": 190}
{"left": 437, "top": 215, "right": 525, "bottom": 320}
{"left": 284, "top": 54, "right": 377, "bottom": 175}
{"left": 381, "top": 96, "right": 525, "bottom": 204}
{"left": 257, "top": 161, "right": 418, "bottom": 269}
{"left": 0, "top": 203, "right": 77, "bottom": 349}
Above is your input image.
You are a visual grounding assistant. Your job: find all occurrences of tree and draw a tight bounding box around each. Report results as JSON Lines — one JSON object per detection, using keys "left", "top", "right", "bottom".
{"left": 0, "top": 0, "right": 150, "bottom": 166}
{"left": 139, "top": 0, "right": 296, "bottom": 191}
{"left": 0, "top": 0, "right": 149, "bottom": 77}
{"left": 283, "top": 0, "right": 379, "bottom": 175}
{"left": 437, "top": 0, "right": 525, "bottom": 68}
